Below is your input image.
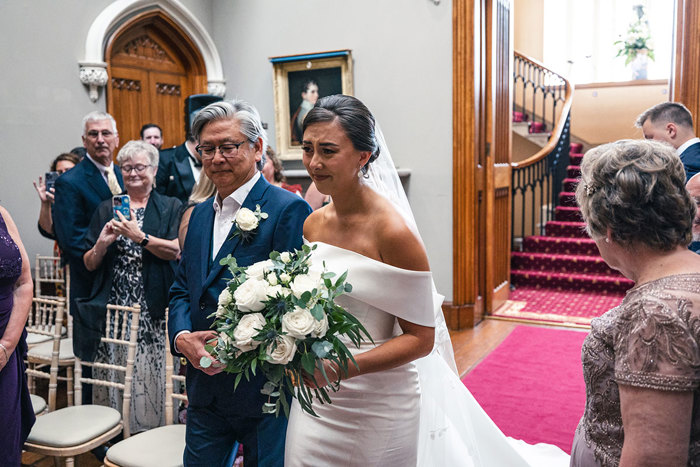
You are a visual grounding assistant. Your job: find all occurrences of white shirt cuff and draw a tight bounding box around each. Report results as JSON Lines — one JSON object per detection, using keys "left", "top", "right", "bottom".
{"left": 173, "top": 330, "right": 191, "bottom": 354}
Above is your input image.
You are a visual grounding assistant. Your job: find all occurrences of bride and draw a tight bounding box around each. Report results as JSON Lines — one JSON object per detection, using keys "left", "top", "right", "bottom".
{"left": 284, "top": 95, "right": 569, "bottom": 466}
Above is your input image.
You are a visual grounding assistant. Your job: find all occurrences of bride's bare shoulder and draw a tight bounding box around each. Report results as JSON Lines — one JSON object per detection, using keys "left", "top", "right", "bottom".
{"left": 303, "top": 205, "right": 329, "bottom": 241}
{"left": 374, "top": 202, "right": 429, "bottom": 272}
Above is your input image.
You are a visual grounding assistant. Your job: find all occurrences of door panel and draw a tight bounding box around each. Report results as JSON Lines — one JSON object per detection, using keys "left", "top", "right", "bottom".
{"left": 149, "top": 72, "right": 189, "bottom": 149}
{"left": 109, "top": 67, "right": 150, "bottom": 148}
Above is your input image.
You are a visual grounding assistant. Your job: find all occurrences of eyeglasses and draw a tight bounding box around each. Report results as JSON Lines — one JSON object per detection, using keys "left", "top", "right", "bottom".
{"left": 195, "top": 142, "right": 248, "bottom": 159}
{"left": 86, "top": 130, "right": 116, "bottom": 140}
{"left": 121, "top": 164, "right": 151, "bottom": 174}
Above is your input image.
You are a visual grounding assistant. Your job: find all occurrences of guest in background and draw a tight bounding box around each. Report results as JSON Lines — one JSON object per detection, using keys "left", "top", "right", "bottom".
{"left": 178, "top": 172, "right": 216, "bottom": 250}
{"left": 0, "top": 206, "right": 34, "bottom": 467}
{"left": 304, "top": 181, "right": 330, "bottom": 210}
{"left": 33, "top": 152, "right": 81, "bottom": 240}
{"left": 140, "top": 123, "right": 163, "bottom": 150}
{"left": 78, "top": 140, "right": 181, "bottom": 433}
{"left": 571, "top": 139, "right": 700, "bottom": 466}
{"left": 70, "top": 146, "right": 87, "bottom": 159}
{"left": 687, "top": 172, "right": 700, "bottom": 253}
{"left": 262, "top": 147, "right": 302, "bottom": 196}
{"left": 636, "top": 102, "right": 700, "bottom": 181}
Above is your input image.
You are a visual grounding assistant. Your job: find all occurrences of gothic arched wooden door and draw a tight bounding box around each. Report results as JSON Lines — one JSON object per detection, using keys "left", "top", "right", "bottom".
{"left": 106, "top": 11, "right": 207, "bottom": 153}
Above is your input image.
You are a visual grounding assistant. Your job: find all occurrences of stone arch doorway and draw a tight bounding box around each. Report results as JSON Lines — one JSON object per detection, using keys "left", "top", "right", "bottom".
{"left": 106, "top": 11, "right": 207, "bottom": 151}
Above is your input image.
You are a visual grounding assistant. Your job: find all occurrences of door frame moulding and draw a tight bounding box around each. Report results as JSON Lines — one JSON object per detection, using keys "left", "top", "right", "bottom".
{"left": 79, "top": 0, "right": 225, "bottom": 102}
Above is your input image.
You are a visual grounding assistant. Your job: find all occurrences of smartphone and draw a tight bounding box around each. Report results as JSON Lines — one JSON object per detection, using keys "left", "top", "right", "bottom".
{"left": 112, "top": 194, "right": 131, "bottom": 221}
{"left": 45, "top": 171, "right": 59, "bottom": 192}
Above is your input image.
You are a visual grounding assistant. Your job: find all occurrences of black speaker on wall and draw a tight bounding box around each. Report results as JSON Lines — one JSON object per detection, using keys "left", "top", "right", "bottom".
{"left": 184, "top": 94, "right": 223, "bottom": 139}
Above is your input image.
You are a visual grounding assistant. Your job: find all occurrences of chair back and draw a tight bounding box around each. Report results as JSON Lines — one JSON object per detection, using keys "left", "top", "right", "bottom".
{"left": 164, "top": 310, "right": 186, "bottom": 425}
{"left": 74, "top": 303, "right": 141, "bottom": 438}
{"left": 25, "top": 297, "right": 65, "bottom": 410}
{"left": 34, "top": 255, "right": 71, "bottom": 336}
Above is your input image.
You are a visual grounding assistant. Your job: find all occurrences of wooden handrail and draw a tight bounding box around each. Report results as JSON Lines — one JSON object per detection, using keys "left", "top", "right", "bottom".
{"left": 511, "top": 51, "right": 573, "bottom": 169}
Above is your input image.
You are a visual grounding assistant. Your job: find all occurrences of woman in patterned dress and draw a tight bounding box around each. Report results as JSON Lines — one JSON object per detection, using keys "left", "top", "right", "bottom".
{"left": 571, "top": 139, "right": 700, "bottom": 466}
{"left": 79, "top": 140, "right": 182, "bottom": 433}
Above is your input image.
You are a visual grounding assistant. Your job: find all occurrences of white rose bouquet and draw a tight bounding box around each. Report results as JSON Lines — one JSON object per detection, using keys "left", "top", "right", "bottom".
{"left": 201, "top": 244, "right": 372, "bottom": 417}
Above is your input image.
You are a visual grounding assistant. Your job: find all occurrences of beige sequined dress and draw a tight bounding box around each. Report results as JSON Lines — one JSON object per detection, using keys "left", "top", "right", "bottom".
{"left": 571, "top": 273, "right": 700, "bottom": 466}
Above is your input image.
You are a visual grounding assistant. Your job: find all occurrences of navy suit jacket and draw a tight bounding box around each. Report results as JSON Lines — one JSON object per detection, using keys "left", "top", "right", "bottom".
{"left": 168, "top": 176, "right": 311, "bottom": 417}
{"left": 156, "top": 143, "right": 196, "bottom": 204}
{"left": 681, "top": 141, "right": 700, "bottom": 182}
{"left": 53, "top": 158, "right": 123, "bottom": 302}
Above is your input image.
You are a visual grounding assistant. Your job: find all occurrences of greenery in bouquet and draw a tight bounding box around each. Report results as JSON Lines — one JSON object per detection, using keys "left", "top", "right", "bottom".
{"left": 614, "top": 8, "right": 655, "bottom": 66}
{"left": 201, "top": 244, "right": 373, "bottom": 417}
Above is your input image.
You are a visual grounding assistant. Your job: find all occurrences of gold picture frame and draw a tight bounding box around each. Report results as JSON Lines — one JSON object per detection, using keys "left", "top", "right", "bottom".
{"left": 270, "top": 50, "right": 353, "bottom": 160}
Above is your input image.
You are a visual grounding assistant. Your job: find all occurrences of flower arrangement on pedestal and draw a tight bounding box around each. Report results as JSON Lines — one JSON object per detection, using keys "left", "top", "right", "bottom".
{"left": 614, "top": 5, "right": 654, "bottom": 80}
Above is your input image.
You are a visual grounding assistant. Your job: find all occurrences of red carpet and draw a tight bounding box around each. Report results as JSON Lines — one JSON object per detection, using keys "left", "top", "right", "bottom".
{"left": 462, "top": 326, "right": 587, "bottom": 453}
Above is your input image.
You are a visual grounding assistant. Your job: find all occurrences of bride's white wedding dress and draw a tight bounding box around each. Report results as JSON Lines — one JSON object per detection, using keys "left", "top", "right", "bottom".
{"left": 284, "top": 241, "right": 569, "bottom": 467}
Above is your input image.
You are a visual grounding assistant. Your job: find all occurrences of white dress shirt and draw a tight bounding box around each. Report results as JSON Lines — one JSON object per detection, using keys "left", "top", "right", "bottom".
{"left": 186, "top": 143, "right": 202, "bottom": 183}
{"left": 678, "top": 137, "right": 700, "bottom": 156}
{"left": 85, "top": 153, "right": 116, "bottom": 183}
{"left": 211, "top": 172, "right": 260, "bottom": 260}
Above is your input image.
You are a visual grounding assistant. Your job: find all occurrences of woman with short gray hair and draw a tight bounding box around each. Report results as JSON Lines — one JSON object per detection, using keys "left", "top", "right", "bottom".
{"left": 571, "top": 139, "right": 700, "bottom": 466}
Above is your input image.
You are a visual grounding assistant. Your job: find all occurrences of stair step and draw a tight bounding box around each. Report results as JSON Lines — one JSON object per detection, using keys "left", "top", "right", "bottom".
{"left": 522, "top": 236, "right": 599, "bottom": 256}
{"left": 512, "top": 252, "right": 618, "bottom": 276}
{"left": 570, "top": 153, "right": 583, "bottom": 165}
{"left": 558, "top": 191, "right": 577, "bottom": 208}
{"left": 570, "top": 142, "right": 583, "bottom": 153}
{"left": 563, "top": 177, "right": 580, "bottom": 192}
{"left": 567, "top": 165, "right": 581, "bottom": 178}
{"left": 511, "top": 270, "right": 634, "bottom": 294}
{"left": 544, "top": 221, "right": 589, "bottom": 238}
{"left": 555, "top": 206, "right": 583, "bottom": 222}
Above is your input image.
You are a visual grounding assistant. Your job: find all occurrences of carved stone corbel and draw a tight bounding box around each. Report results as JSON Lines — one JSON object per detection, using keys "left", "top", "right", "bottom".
{"left": 79, "top": 62, "right": 109, "bottom": 102}
{"left": 207, "top": 80, "right": 226, "bottom": 97}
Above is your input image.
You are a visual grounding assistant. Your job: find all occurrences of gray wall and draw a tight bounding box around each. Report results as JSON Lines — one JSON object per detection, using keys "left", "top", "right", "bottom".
{"left": 211, "top": 0, "right": 454, "bottom": 297}
{"left": 0, "top": 0, "right": 453, "bottom": 299}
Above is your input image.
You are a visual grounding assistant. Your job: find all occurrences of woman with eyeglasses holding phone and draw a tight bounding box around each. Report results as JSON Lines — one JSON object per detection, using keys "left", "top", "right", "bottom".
{"left": 78, "top": 140, "right": 182, "bottom": 433}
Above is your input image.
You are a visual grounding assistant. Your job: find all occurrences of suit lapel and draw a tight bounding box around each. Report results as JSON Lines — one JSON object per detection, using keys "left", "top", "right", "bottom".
{"left": 202, "top": 176, "right": 270, "bottom": 291}
{"left": 174, "top": 145, "right": 195, "bottom": 194}
{"left": 83, "top": 159, "right": 112, "bottom": 200}
{"left": 197, "top": 200, "right": 216, "bottom": 292}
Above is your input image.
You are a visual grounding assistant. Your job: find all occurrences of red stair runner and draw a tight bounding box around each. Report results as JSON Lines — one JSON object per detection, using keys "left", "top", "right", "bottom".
{"left": 504, "top": 147, "right": 630, "bottom": 325}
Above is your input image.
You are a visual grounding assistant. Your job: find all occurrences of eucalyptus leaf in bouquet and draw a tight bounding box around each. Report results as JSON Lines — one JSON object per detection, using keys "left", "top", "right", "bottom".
{"left": 203, "top": 244, "right": 373, "bottom": 417}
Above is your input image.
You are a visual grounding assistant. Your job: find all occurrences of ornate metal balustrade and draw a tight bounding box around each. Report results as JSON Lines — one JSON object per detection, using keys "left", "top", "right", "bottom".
{"left": 511, "top": 52, "right": 573, "bottom": 248}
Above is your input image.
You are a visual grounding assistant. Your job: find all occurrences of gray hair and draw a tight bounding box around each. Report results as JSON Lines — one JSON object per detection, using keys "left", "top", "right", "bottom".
{"left": 116, "top": 140, "right": 159, "bottom": 167}
{"left": 191, "top": 99, "right": 268, "bottom": 170}
{"left": 575, "top": 139, "right": 695, "bottom": 250}
{"left": 82, "top": 111, "right": 118, "bottom": 136}
{"left": 635, "top": 102, "right": 694, "bottom": 129}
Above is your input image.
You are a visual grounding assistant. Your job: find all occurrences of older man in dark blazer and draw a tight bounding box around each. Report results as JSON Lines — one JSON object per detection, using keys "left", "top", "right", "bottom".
{"left": 53, "top": 111, "right": 123, "bottom": 316}
{"left": 168, "top": 99, "right": 311, "bottom": 466}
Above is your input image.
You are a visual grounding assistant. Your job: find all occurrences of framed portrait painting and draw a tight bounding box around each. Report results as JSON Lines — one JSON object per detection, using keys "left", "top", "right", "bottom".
{"left": 270, "top": 50, "right": 353, "bottom": 160}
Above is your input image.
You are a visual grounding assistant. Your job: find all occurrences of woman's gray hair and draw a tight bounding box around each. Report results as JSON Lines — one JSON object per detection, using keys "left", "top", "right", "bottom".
{"left": 575, "top": 139, "right": 695, "bottom": 250}
{"left": 191, "top": 99, "right": 268, "bottom": 170}
{"left": 116, "top": 140, "right": 159, "bottom": 167}
{"left": 82, "top": 111, "right": 118, "bottom": 135}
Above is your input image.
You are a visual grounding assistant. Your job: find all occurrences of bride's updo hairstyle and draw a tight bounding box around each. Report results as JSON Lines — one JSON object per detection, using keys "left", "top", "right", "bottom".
{"left": 302, "top": 94, "right": 380, "bottom": 174}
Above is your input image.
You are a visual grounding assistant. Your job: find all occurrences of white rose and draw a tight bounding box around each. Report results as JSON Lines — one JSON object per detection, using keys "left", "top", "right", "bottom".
{"left": 232, "top": 313, "right": 266, "bottom": 351}
{"left": 215, "top": 305, "right": 227, "bottom": 319}
{"left": 279, "top": 273, "right": 291, "bottom": 284}
{"left": 311, "top": 312, "right": 329, "bottom": 338}
{"left": 281, "top": 307, "right": 317, "bottom": 338}
{"left": 267, "top": 274, "right": 278, "bottom": 286}
{"left": 279, "top": 252, "right": 292, "bottom": 263}
{"left": 235, "top": 208, "right": 259, "bottom": 231}
{"left": 290, "top": 271, "right": 322, "bottom": 299}
{"left": 267, "top": 335, "right": 297, "bottom": 365}
{"left": 246, "top": 259, "right": 273, "bottom": 281}
{"left": 234, "top": 278, "right": 269, "bottom": 312}
{"left": 267, "top": 284, "right": 291, "bottom": 299}
{"left": 218, "top": 288, "right": 233, "bottom": 307}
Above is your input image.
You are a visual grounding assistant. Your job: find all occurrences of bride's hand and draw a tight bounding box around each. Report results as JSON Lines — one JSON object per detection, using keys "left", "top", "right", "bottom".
{"left": 302, "top": 360, "right": 341, "bottom": 388}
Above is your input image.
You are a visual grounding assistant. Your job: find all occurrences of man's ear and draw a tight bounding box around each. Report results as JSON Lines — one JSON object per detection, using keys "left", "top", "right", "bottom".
{"left": 666, "top": 122, "right": 678, "bottom": 139}
{"left": 254, "top": 137, "right": 264, "bottom": 162}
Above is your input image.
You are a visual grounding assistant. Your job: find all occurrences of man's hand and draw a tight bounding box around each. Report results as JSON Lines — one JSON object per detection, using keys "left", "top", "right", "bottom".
{"left": 176, "top": 331, "right": 224, "bottom": 376}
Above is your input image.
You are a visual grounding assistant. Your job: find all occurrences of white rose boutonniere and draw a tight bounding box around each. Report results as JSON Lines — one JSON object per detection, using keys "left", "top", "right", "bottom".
{"left": 233, "top": 278, "right": 269, "bottom": 312}
{"left": 233, "top": 313, "right": 266, "bottom": 351}
{"left": 232, "top": 204, "right": 268, "bottom": 243}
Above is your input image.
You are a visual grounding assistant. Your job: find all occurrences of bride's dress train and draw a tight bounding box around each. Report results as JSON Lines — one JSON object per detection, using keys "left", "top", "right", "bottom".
{"left": 284, "top": 242, "right": 569, "bottom": 467}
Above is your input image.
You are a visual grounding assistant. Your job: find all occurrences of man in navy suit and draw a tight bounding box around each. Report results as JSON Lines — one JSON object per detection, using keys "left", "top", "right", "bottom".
{"left": 53, "top": 111, "right": 124, "bottom": 316}
{"left": 168, "top": 99, "right": 311, "bottom": 466}
{"left": 637, "top": 102, "right": 700, "bottom": 181}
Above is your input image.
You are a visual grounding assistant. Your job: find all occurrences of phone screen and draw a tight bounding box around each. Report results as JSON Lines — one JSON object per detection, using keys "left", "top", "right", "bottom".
{"left": 112, "top": 195, "right": 131, "bottom": 220}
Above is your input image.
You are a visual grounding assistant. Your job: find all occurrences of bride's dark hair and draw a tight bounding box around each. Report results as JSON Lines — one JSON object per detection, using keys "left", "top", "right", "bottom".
{"left": 302, "top": 94, "right": 380, "bottom": 174}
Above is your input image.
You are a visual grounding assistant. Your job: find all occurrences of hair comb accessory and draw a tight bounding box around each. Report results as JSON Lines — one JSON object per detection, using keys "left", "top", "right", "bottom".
{"left": 584, "top": 184, "right": 597, "bottom": 196}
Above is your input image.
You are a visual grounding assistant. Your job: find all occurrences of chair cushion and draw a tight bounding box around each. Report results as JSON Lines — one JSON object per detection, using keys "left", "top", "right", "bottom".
{"left": 27, "top": 338, "right": 74, "bottom": 361}
{"left": 106, "top": 425, "right": 186, "bottom": 467}
{"left": 31, "top": 394, "right": 47, "bottom": 415}
{"left": 26, "top": 326, "right": 66, "bottom": 345}
{"left": 26, "top": 405, "right": 121, "bottom": 447}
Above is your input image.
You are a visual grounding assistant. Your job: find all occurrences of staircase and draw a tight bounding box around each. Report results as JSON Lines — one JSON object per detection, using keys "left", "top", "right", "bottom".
{"left": 505, "top": 54, "right": 629, "bottom": 325}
